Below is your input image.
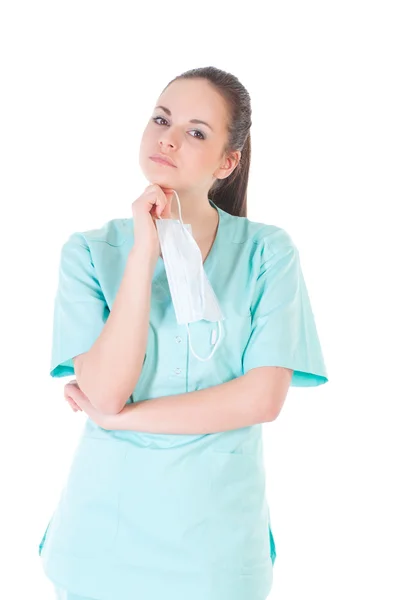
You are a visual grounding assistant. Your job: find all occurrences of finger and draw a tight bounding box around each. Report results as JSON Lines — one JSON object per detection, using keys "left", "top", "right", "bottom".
{"left": 65, "top": 381, "right": 79, "bottom": 392}
{"left": 65, "top": 382, "right": 88, "bottom": 401}
{"left": 66, "top": 396, "right": 82, "bottom": 411}
{"left": 158, "top": 195, "right": 171, "bottom": 218}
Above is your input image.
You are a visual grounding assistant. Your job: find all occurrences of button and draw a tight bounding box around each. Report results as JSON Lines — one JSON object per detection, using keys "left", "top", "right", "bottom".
{"left": 174, "top": 367, "right": 182, "bottom": 375}
{"left": 175, "top": 336, "right": 182, "bottom": 344}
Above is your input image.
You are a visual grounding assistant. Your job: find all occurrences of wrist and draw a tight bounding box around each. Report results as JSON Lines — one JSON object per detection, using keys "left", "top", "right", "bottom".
{"left": 129, "top": 245, "right": 159, "bottom": 268}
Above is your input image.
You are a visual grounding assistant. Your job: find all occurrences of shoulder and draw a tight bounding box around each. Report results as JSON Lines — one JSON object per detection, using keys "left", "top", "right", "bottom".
{"left": 62, "top": 217, "right": 131, "bottom": 252}
{"left": 222, "top": 208, "right": 297, "bottom": 258}
{"left": 250, "top": 222, "right": 295, "bottom": 255}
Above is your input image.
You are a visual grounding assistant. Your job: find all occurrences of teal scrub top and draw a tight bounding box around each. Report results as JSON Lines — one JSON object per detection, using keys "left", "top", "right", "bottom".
{"left": 38, "top": 199, "right": 328, "bottom": 600}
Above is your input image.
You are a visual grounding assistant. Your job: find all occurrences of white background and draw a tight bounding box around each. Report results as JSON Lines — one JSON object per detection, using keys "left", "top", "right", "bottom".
{"left": 1, "top": 1, "right": 397, "bottom": 599}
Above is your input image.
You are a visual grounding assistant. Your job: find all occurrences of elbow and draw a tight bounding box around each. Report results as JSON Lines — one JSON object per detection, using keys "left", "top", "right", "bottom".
{"left": 253, "top": 401, "right": 280, "bottom": 423}
{"left": 73, "top": 354, "right": 129, "bottom": 415}
{"left": 72, "top": 381, "right": 126, "bottom": 415}
{"left": 80, "top": 380, "right": 129, "bottom": 414}
{"left": 90, "top": 393, "right": 128, "bottom": 415}
{"left": 264, "top": 406, "right": 282, "bottom": 422}
{"left": 259, "top": 391, "right": 288, "bottom": 423}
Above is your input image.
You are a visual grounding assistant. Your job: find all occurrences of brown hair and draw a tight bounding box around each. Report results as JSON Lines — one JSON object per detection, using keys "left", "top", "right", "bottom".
{"left": 162, "top": 66, "right": 252, "bottom": 218}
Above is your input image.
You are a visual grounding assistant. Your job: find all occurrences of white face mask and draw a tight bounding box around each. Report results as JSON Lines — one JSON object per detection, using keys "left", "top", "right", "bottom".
{"left": 155, "top": 189, "right": 225, "bottom": 362}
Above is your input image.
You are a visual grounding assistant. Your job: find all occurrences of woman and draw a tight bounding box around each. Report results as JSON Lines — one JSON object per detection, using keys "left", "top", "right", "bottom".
{"left": 38, "top": 66, "right": 328, "bottom": 600}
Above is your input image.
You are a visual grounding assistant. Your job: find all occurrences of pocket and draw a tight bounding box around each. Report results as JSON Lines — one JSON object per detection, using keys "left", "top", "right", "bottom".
{"left": 47, "top": 436, "right": 125, "bottom": 557}
{"left": 113, "top": 445, "right": 215, "bottom": 567}
{"left": 190, "top": 312, "right": 252, "bottom": 381}
{"left": 222, "top": 310, "right": 252, "bottom": 342}
{"left": 208, "top": 449, "right": 272, "bottom": 571}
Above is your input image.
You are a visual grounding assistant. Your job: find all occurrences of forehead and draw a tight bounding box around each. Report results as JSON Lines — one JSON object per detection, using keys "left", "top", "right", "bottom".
{"left": 156, "top": 79, "right": 229, "bottom": 131}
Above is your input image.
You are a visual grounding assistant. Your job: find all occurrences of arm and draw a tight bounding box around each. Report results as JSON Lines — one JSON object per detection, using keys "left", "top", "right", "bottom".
{"left": 73, "top": 247, "right": 157, "bottom": 415}
{"left": 98, "top": 366, "right": 294, "bottom": 434}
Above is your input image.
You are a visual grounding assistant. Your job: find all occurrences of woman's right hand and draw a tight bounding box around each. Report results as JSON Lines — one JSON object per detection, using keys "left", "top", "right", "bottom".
{"left": 131, "top": 184, "right": 174, "bottom": 260}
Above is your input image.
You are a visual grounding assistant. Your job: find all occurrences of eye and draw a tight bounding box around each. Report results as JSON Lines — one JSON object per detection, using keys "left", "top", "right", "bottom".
{"left": 152, "top": 116, "right": 168, "bottom": 126}
{"left": 151, "top": 116, "right": 206, "bottom": 140}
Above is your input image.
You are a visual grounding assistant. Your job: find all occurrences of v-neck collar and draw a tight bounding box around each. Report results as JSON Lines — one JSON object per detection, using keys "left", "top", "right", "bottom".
{"left": 157, "top": 198, "right": 223, "bottom": 276}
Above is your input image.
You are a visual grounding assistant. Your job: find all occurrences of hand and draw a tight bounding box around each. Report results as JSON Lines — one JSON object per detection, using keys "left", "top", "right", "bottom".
{"left": 63, "top": 380, "right": 110, "bottom": 430}
{"left": 64, "top": 380, "right": 82, "bottom": 412}
{"left": 131, "top": 184, "right": 174, "bottom": 259}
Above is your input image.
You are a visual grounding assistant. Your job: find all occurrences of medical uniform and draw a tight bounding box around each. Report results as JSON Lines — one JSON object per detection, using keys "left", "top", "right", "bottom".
{"left": 39, "top": 199, "right": 328, "bottom": 600}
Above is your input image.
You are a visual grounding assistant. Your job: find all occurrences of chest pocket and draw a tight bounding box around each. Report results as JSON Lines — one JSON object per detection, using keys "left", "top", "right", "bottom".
{"left": 188, "top": 308, "right": 253, "bottom": 387}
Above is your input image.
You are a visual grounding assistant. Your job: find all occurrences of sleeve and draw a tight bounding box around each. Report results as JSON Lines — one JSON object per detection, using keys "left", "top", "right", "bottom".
{"left": 242, "top": 229, "right": 328, "bottom": 387}
{"left": 49, "top": 232, "right": 110, "bottom": 378}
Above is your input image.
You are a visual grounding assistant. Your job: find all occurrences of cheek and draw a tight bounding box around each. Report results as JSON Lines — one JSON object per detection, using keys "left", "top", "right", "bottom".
{"left": 195, "top": 145, "right": 217, "bottom": 169}
{"left": 183, "top": 146, "right": 210, "bottom": 172}
{"left": 138, "top": 131, "right": 156, "bottom": 173}
{"left": 139, "top": 128, "right": 151, "bottom": 154}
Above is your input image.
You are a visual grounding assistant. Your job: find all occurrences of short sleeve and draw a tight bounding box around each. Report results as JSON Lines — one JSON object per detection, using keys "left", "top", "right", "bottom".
{"left": 50, "top": 233, "right": 110, "bottom": 378}
{"left": 242, "top": 230, "right": 328, "bottom": 387}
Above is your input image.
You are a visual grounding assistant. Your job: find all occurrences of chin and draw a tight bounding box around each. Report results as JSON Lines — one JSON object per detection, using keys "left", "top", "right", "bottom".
{"left": 141, "top": 169, "right": 176, "bottom": 188}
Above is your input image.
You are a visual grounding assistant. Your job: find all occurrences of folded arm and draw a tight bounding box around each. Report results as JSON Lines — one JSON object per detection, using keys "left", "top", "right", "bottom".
{"left": 69, "top": 366, "right": 293, "bottom": 434}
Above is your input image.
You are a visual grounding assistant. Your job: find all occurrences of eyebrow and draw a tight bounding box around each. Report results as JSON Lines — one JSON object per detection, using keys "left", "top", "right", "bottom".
{"left": 154, "top": 105, "right": 214, "bottom": 132}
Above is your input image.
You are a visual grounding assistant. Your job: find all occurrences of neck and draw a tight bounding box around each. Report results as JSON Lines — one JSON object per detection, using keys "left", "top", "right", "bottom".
{"left": 170, "top": 192, "right": 218, "bottom": 240}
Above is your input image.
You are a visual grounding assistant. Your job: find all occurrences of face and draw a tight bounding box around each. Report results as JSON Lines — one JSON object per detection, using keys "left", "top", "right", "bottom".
{"left": 139, "top": 78, "right": 241, "bottom": 196}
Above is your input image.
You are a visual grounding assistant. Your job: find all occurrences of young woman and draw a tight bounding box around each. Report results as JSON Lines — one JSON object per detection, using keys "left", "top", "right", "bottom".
{"left": 38, "top": 66, "right": 328, "bottom": 600}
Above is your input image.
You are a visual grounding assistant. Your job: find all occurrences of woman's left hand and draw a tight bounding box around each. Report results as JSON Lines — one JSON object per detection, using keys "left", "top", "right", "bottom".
{"left": 64, "top": 381, "right": 112, "bottom": 430}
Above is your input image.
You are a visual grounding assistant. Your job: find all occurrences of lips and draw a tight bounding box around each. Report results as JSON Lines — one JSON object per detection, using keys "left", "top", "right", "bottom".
{"left": 149, "top": 154, "right": 177, "bottom": 167}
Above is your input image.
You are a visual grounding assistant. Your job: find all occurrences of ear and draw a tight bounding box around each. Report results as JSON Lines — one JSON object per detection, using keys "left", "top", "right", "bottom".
{"left": 213, "top": 150, "right": 241, "bottom": 180}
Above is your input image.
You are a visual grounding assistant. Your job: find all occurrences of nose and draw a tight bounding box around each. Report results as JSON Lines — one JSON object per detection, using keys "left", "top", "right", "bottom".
{"left": 158, "top": 128, "right": 178, "bottom": 149}
{"left": 160, "top": 140, "right": 175, "bottom": 151}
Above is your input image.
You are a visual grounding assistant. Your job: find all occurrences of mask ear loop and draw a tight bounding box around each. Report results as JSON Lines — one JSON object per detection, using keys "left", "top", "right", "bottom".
{"left": 185, "top": 320, "right": 223, "bottom": 362}
{"left": 174, "top": 189, "right": 184, "bottom": 224}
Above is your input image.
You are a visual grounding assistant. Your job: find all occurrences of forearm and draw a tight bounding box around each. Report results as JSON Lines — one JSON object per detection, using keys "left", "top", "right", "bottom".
{"left": 76, "top": 247, "right": 157, "bottom": 414}
{"left": 107, "top": 373, "right": 273, "bottom": 434}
